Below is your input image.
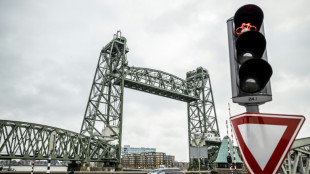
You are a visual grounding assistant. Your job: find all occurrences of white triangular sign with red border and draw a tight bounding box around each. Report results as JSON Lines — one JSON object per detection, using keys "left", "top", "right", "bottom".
{"left": 230, "top": 112, "right": 305, "bottom": 174}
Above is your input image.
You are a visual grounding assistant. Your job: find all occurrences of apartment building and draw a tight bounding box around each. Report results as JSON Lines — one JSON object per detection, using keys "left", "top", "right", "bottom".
{"left": 122, "top": 152, "right": 175, "bottom": 169}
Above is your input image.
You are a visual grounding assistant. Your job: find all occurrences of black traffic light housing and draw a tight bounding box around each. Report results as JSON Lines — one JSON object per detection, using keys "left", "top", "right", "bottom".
{"left": 227, "top": 155, "right": 232, "bottom": 164}
{"left": 34, "top": 149, "right": 39, "bottom": 157}
{"left": 227, "top": 4, "right": 272, "bottom": 108}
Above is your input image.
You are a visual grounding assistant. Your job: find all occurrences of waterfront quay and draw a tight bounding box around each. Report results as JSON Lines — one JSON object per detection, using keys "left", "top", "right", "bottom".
{"left": 0, "top": 172, "right": 216, "bottom": 174}
{"left": 0, "top": 168, "right": 249, "bottom": 174}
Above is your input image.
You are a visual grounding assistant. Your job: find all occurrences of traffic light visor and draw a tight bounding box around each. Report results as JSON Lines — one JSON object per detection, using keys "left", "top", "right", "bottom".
{"left": 234, "top": 4, "right": 264, "bottom": 31}
{"left": 236, "top": 31, "right": 266, "bottom": 64}
{"left": 239, "top": 59, "right": 272, "bottom": 93}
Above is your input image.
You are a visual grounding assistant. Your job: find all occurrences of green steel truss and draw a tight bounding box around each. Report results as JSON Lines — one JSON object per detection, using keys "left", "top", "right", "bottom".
{"left": 186, "top": 68, "right": 221, "bottom": 168}
{"left": 0, "top": 32, "right": 220, "bottom": 168}
{"left": 122, "top": 67, "right": 199, "bottom": 102}
{"left": 80, "top": 32, "right": 128, "bottom": 166}
{"left": 0, "top": 120, "right": 117, "bottom": 162}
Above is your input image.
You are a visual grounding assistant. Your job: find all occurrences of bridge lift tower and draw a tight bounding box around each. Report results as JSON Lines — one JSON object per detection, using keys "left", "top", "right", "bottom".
{"left": 0, "top": 31, "right": 220, "bottom": 170}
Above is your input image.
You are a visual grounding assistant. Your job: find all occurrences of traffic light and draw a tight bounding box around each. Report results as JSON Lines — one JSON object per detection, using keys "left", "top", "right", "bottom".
{"left": 227, "top": 4, "right": 272, "bottom": 107}
{"left": 34, "top": 149, "right": 39, "bottom": 157}
{"left": 227, "top": 155, "right": 232, "bottom": 164}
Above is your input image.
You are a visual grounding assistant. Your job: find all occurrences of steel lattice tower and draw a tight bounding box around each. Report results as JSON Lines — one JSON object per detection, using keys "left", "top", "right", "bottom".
{"left": 80, "top": 32, "right": 128, "bottom": 165}
{"left": 186, "top": 68, "right": 221, "bottom": 168}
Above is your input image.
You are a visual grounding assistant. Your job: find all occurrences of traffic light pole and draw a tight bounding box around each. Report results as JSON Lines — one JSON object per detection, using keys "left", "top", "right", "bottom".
{"left": 246, "top": 105, "right": 259, "bottom": 113}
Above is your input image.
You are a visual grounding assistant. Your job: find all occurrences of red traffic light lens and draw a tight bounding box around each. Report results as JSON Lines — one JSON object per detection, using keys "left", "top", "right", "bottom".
{"left": 234, "top": 4, "right": 264, "bottom": 32}
{"left": 235, "top": 23, "right": 257, "bottom": 35}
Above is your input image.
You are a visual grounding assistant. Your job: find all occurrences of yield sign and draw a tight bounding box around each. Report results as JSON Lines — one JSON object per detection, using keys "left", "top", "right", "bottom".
{"left": 230, "top": 112, "right": 305, "bottom": 174}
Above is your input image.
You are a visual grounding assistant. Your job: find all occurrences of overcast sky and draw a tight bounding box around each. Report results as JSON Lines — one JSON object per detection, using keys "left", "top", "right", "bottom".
{"left": 1, "top": 0, "right": 309, "bottom": 162}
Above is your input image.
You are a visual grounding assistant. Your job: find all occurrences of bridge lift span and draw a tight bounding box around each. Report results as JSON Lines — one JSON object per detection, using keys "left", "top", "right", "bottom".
{"left": 0, "top": 32, "right": 221, "bottom": 169}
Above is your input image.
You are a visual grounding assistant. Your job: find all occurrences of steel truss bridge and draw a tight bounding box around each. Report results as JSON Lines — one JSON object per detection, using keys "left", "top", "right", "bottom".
{"left": 281, "top": 137, "right": 310, "bottom": 174}
{"left": 0, "top": 32, "right": 220, "bottom": 169}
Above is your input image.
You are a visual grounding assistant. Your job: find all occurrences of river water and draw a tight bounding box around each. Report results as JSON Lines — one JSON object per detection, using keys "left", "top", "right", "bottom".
{"left": 8, "top": 166, "right": 67, "bottom": 172}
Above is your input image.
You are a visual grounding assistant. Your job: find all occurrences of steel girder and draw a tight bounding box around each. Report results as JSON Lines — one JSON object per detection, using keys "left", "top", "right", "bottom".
{"left": 0, "top": 120, "right": 117, "bottom": 162}
{"left": 122, "top": 67, "right": 199, "bottom": 102}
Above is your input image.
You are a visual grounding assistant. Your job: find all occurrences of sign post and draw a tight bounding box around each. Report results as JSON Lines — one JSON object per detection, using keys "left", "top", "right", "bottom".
{"left": 190, "top": 136, "right": 207, "bottom": 174}
{"left": 230, "top": 112, "right": 305, "bottom": 174}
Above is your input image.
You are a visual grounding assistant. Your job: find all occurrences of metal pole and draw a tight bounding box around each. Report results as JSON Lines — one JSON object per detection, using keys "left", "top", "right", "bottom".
{"left": 46, "top": 153, "right": 51, "bottom": 174}
{"left": 8, "top": 159, "right": 11, "bottom": 171}
{"left": 226, "top": 120, "right": 232, "bottom": 172}
{"left": 246, "top": 105, "right": 259, "bottom": 112}
{"left": 198, "top": 145, "right": 201, "bottom": 174}
{"left": 31, "top": 150, "right": 37, "bottom": 174}
{"left": 31, "top": 158, "right": 35, "bottom": 174}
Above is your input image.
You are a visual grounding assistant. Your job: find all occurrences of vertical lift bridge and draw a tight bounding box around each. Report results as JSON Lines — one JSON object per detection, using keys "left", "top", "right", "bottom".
{"left": 0, "top": 32, "right": 221, "bottom": 169}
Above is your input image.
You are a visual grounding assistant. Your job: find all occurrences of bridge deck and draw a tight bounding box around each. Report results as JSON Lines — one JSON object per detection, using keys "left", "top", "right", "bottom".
{"left": 123, "top": 79, "right": 199, "bottom": 102}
